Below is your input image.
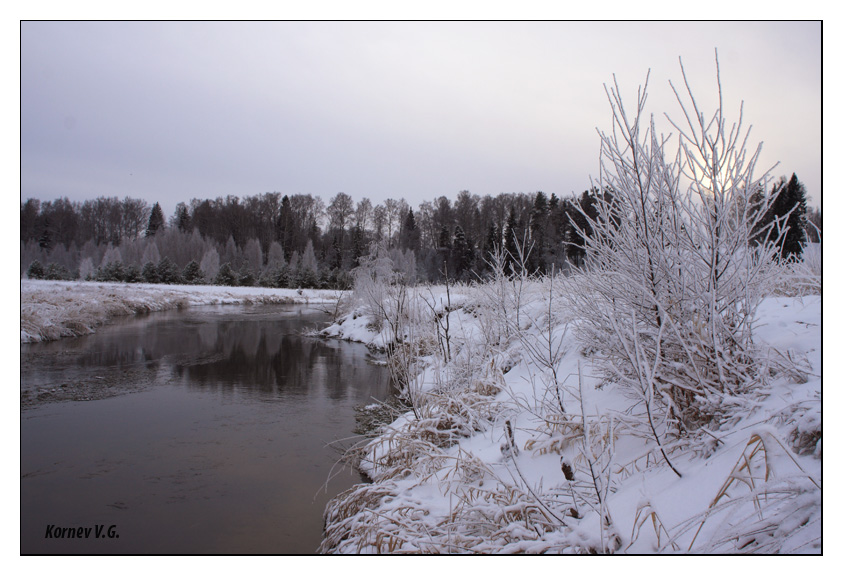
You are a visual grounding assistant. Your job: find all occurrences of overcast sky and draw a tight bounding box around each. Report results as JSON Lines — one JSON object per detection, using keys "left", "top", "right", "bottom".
{"left": 21, "top": 21, "right": 821, "bottom": 218}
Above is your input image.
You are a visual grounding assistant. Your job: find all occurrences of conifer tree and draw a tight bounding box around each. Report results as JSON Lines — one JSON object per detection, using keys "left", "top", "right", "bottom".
{"left": 503, "top": 207, "right": 522, "bottom": 276}
{"left": 778, "top": 173, "right": 808, "bottom": 260}
{"left": 351, "top": 223, "right": 367, "bottom": 267}
{"left": 529, "top": 191, "right": 549, "bottom": 274}
{"left": 399, "top": 209, "right": 420, "bottom": 252}
{"left": 756, "top": 173, "right": 809, "bottom": 261}
{"left": 27, "top": 260, "right": 45, "bottom": 279}
{"left": 215, "top": 262, "right": 238, "bottom": 286}
{"left": 38, "top": 223, "right": 52, "bottom": 252}
{"left": 156, "top": 256, "right": 181, "bottom": 284}
{"left": 146, "top": 202, "right": 165, "bottom": 237}
{"left": 124, "top": 264, "right": 142, "bottom": 283}
{"left": 451, "top": 225, "right": 474, "bottom": 280}
{"left": 174, "top": 203, "right": 192, "bottom": 233}
{"left": 567, "top": 189, "right": 599, "bottom": 267}
{"left": 434, "top": 225, "right": 451, "bottom": 279}
{"left": 484, "top": 223, "right": 500, "bottom": 269}
{"left": 182, "top": 260, "right": 204, "bottom": 284}
{"left": 142, "top": 261, "right": 160, "bottom": 283}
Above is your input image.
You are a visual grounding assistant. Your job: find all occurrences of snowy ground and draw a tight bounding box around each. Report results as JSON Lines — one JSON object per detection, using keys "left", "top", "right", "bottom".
{"left": 20, "top": 279, "right": 344, "bottom": 343}
{"left": 319, "top": 281, "right": 821, "bottom": 554}
{"left": 18, "top": 277, "right": 822, "bottom": 553}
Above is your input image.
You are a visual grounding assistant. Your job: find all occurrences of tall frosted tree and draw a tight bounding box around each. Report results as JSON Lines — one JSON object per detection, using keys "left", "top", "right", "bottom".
{"left": 243, "top": 237, "right": 263, "bottom": 276}
{"left": 266, "top": 241, "right": 285, "bottom": 270}
{"left": 100, "top": 244, "right": 123, "bottom": 267}
{"left": 199, "top": 247, "right": 220, "bottom": 282}
{"left": 223, "top": 235, "right": 240, "bottom": 269}
{"left": 142, "top": 242, "right": 161, "bottom": 266}
{"left": 301, "top": 239, "right": 318, "bottom": 273}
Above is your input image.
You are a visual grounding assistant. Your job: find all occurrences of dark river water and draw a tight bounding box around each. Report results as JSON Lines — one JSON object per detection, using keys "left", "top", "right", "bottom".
{"left": 20, "top": 305, "right": 391, "bottom": 554}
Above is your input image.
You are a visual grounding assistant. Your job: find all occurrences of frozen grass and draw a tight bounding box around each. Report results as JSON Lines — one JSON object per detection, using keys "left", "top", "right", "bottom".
{"left": 320, "top": 277, "right": 821, "bottom": 554}
{"left": 19, "top": 273, "right": 821, "bottom": 553}
{"left": 20, "top": 279, "right": 343, "bottom": 343}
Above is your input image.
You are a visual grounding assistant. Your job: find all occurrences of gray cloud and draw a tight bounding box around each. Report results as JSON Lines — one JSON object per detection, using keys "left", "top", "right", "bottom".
{"left": 21, "top": 21, "right": 821, "bottom": 217}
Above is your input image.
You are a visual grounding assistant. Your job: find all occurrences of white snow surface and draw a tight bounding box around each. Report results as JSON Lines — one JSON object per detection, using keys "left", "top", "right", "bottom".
{"left": 20, "top": 279, "right": 342, "bottom": 343}
{"left": 319, "top": 282, "right": 821, "bottom": 554}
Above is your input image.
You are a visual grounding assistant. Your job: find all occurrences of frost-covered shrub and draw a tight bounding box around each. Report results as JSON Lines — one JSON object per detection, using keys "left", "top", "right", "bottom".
{"left": 142, "top": 242, "right": 160, "bottom": 266}
{"left": 768, "top": 240, "right": 822, "bottom": 297}
{"left": 78, "top": 257, "right": 95, "bottom": 281}
{"left": 570, "top": 56, "right": 782, "bottom": 429}
{"left": 352, "top": 241, "right": 403, "bottom": 334}
{"left": 199, "top": 247, "right": 220, "bottom": 282}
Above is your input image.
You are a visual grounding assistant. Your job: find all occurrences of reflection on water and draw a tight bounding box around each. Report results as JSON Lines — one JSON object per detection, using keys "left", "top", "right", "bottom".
{"left": 20, "top": 306, "right": 391, "bottom": 554}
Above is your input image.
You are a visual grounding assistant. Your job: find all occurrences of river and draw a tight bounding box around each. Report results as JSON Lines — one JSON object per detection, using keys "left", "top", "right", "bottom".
{"left": 20, "top": 305, "right": 391, "bottom": 554}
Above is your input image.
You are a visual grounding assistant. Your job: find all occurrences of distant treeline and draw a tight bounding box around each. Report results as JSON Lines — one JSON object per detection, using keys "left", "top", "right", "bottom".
{"left": 21, "top": 175, "right": 820, "bottom": 289}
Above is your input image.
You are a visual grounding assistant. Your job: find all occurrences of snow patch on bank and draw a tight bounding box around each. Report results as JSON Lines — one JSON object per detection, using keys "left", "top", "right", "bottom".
{"left": 319, "top": 286, "right": 821, "bottom": 554}
{"left": 20, "top": 279, "right": 342, "bottom": 343}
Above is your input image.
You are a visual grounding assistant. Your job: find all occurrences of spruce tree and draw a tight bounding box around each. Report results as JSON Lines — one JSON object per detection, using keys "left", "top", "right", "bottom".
{"left": 45, "top": 263, "right": 71, "bottom": 281}
{"left": 779, "top": 173, "right": 808, "bottom": 260}
{"left": 399, "top": 209, "right": 420, "bottom": 252}
{"left": 215, "top": 262, "right": 238, "bottom": 286}
{"left": 142, "top": 261, "right": 160, "bottom": 283}
{"left": 182, "top": 260, "right": 204, "bottom": 284}
{"left": 567, "top": 189, "right": 599, "bottom": 267}
{"left": 238, "top": 269, "right": 256, "bottom": 286}
{"left": 529, "top": 191, "right": 549, "bottom": 274}
{"left": 27, "top": 260, "right": 45, "bottom": 279}
{"left": 351, "top": 223, "right": 366, "bottom": 267}
{"left": 38, "top": 224, "right": 52, "bottom": 252}
{"left": 503, "top": 207, "right": 522, "bottom": 276}
{"left": 124, "top": 265, "right": 142, "bottom": 283}
{"left": 761, "top": 174, "right": 808, "bottom": 261}
{"left": 156, "top": 257, "right": 181, "bottom": 284}
{"left": 451, "top": 225, "right": 474, "bottom": 280}
{"left": 174, "top": 203, "right": 192, "bottom": 233}
{"left": 146, "top": 202, "right": 165, "bottom": 237}
{"left": 96, "top": 261, "right": 125, "bottom": 283}
{"left": 484, "top": 223, "right": 500, "bottom": 265}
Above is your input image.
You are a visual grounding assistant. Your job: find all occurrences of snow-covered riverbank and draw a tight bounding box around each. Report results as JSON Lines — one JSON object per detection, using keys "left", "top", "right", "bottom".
{"left": 318, "top": 278, "right": 821, "bottom": 554}
{"left": 19, "top": 277, "right": 821, "bottom": 553}
{"left": 20, "top": 279, "right": 344, "bottom": 343}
